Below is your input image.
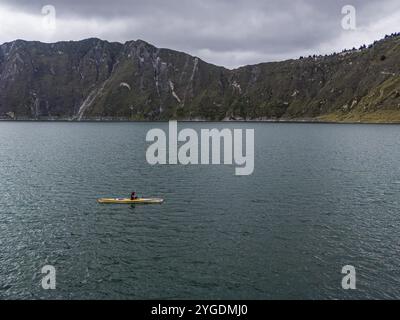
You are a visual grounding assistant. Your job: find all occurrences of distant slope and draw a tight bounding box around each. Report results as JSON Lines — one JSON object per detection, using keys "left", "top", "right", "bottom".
{"left": 0, "top": 34, "right": 399, "bottom": 122}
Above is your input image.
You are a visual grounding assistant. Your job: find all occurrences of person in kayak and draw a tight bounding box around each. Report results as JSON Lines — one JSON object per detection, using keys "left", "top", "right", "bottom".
{"left": 131, "top": 192, "right": 138, "bottom": 200}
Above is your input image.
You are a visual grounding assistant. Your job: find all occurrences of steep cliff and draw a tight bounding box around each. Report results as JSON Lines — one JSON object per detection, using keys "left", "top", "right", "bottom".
{"left": 0, "top": 34, "right": 399, "bottom": 122}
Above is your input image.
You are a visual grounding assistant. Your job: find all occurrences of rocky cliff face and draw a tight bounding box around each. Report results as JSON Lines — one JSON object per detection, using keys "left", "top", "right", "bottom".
{"left": 0, "top": 34, "right": 399, "bottom": 122}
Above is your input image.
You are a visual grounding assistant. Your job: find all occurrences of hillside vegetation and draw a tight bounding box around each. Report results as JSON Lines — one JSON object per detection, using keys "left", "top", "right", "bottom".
{"left": 0, "top": 34, "right": 399, "bottom": 122}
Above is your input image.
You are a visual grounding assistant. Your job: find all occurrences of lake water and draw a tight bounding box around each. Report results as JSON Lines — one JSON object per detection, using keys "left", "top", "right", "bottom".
{"left": 0, "top": 121, "right": 400, "bottom": 299}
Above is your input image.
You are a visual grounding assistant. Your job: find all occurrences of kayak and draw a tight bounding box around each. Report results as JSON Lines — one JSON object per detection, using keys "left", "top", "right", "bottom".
{"left": 98, "top": 198, "right": 164, "bottom": 204}
{"left": 97, "top": 198, "right": 164, "bottom": 204}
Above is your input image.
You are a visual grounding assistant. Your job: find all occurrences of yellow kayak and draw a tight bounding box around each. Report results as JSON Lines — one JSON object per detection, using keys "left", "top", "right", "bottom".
{"left": 97, "top": 198, "right": 164, "bottom": 204}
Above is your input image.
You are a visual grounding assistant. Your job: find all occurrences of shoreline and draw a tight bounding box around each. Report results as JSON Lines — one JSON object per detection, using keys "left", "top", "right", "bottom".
{"left": 1, "top": 118, "right": 400, "bottom": 124}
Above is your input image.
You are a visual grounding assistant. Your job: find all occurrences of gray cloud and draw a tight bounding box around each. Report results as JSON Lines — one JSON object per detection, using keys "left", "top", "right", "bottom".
{"left": 0, "top": 0, "right": 399, "bottom": 68}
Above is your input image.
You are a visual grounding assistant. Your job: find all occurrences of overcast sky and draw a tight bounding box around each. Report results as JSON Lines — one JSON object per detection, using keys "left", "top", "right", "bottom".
{"left": 0, "top": 0, "right": 399, "bottom": 68}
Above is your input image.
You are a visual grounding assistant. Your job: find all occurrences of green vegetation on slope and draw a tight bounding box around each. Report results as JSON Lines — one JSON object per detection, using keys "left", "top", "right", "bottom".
{"left": 0, "top": 33, "right": 399, "bottom": 122}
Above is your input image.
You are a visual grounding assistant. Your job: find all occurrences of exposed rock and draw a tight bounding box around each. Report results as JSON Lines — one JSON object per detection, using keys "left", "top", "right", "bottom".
{"left": 119, "top": 82, "right": 131, "bottom": 91}
{"left": 0, "top": 34, "right": 400, "bottom": 121}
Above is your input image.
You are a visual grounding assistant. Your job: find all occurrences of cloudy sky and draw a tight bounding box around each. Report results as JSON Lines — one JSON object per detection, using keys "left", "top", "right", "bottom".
{"left": 0, "top": 0, "right": 399, "bottom": 68}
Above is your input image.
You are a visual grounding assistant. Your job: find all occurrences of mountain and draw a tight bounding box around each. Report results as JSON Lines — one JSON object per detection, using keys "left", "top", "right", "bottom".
{"left": 0, "top": 34, "right": 399, "bottom": 122}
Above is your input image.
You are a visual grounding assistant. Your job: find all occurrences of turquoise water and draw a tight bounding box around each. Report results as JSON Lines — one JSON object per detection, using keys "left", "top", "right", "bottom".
{"left": 1, "top": 122, "right": 400, "bottom": 299}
